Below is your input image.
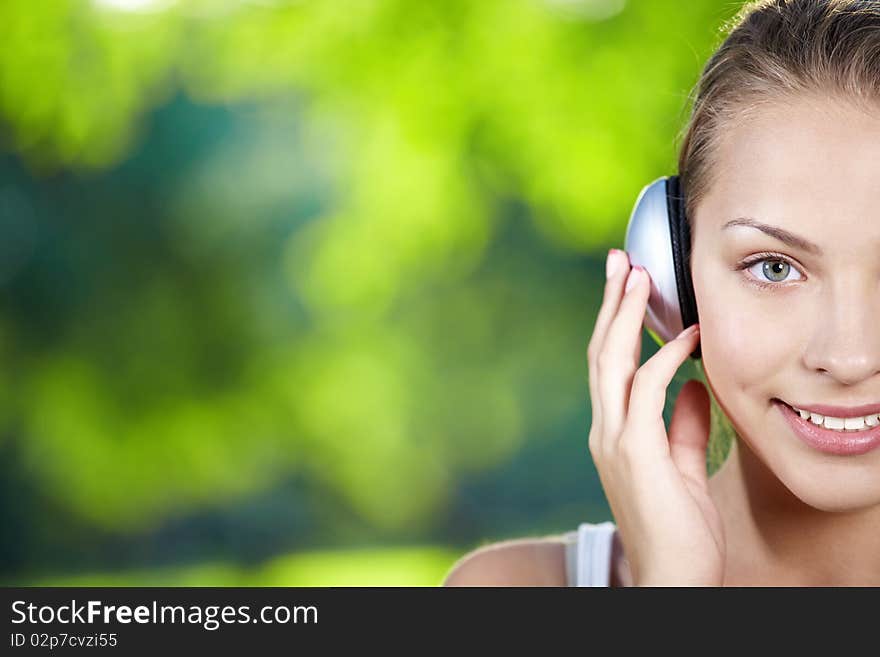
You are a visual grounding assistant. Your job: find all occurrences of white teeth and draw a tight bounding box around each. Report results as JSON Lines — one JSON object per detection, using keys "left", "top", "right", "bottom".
{"left": 790, "top": 404, "right": 880, "bottom": 432}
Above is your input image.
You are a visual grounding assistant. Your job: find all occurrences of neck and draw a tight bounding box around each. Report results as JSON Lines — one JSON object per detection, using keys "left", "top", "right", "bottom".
{"left": 708, "top": 439, "right": 880, "bottom": 586}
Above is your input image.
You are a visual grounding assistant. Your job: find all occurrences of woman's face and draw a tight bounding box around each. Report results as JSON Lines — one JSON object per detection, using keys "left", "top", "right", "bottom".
{"left": 691, "top": 93, "right": 880, "bottom": 512}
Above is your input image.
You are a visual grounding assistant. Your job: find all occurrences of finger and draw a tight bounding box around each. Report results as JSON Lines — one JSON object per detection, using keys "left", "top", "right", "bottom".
{"left": 587, "top": 249, "right": 631, "bottom": 435}
{"left": 621, "top": 323, "right": 701, "bottom": 454}
{"left": 595, "top": 265, "right": 652, "bottom": 441}
{"left": 668, "top": 378, "right": 712, "bottom": 488}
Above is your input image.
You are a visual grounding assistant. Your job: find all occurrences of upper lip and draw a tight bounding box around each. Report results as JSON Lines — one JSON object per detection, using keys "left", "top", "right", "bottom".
{"left": 779, "top": 399, "right": 880, "bottom": 418}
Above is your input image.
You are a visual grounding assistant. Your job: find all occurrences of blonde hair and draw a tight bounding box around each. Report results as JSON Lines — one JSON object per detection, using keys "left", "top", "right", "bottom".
{"left": 675, "top": 0, "right": 880, "bottom": 474}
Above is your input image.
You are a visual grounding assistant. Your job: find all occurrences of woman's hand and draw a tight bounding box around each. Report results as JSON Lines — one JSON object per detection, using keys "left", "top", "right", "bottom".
{"left": 586, "top": 249, "right": 725, "bottom": 586}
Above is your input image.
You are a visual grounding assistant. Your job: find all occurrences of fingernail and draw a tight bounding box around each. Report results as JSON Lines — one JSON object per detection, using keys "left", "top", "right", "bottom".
{"left": 624, "top": 265, "right": 644, "bottom": 293}
{"left": 677, "top": 323, "right": 700, "bottom": 339}
{"left": 606, "top": 249, "right": 624, "bottom": 279}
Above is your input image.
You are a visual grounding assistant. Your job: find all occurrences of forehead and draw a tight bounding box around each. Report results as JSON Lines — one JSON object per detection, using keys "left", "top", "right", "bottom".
{"left": 699, "top": 94, "right": 880, "bottom": 235}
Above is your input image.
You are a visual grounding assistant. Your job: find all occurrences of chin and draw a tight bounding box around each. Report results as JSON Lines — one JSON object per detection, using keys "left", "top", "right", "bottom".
{"left": 706, "top": 374, "right": 880, "bottom": 513}
{"left": 760, "top": 445, "right": 880, "bottom": 513}
{"left": 727, "top": 403, "right": 880, "bottom": 513}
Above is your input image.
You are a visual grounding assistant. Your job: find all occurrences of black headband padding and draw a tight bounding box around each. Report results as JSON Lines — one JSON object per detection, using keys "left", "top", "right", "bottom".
{"left": 666, "top": 175, "right": 701, "bottom": 359}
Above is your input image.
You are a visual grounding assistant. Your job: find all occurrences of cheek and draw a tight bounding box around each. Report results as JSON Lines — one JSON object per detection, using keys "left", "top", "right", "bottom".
{"left": 695, "top": 274, "right": 803, "bottom": 389}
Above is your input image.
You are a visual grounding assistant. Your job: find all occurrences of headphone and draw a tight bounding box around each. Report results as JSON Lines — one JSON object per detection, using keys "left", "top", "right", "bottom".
{"left": 623, "top": 175, "right": 701, "bottom": 360}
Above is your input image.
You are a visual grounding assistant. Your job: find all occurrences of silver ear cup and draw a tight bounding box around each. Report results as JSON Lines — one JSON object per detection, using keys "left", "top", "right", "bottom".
{"left": 623, "top": 177, "right": 685, "bottom": 349}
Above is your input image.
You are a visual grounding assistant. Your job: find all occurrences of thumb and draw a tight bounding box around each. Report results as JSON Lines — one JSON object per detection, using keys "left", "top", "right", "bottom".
{"left": 668, "top": 379, "right": 712, "bottom": 487}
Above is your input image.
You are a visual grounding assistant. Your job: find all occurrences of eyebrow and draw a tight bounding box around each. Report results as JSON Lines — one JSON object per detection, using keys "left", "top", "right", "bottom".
{"left": 721, "top": 217, "right": 823, "bottom": 256}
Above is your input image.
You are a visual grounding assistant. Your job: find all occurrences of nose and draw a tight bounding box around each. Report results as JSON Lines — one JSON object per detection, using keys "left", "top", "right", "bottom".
{"left": 803, "top": 277, "right": 880, "bottom": 385}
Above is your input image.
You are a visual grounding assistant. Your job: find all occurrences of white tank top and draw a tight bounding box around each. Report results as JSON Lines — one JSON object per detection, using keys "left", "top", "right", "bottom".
{"left": 562, "top": 521, "right": 618, "bottom": 587}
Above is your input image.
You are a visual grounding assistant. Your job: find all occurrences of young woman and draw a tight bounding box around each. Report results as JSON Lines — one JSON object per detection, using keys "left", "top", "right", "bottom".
{"left": 444, "top": 0, "right": 880, "bottom": 586}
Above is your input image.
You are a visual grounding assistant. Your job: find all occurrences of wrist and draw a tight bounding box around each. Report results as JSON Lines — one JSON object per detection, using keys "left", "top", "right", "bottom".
{"left": 635, "top": 568, "right": 724, "bottom": 587}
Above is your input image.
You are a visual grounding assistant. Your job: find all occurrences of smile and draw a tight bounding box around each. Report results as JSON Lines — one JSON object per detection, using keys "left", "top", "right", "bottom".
{"left": 775, "top": 400, "right": 880, "bottom": 456}
{"left": 783, "top": 402, "right": 880, "bottom": 432}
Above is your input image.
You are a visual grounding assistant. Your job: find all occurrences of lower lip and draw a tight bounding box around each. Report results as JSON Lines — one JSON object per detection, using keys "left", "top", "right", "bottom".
{"left": 775, "top": 400, "right": 880, "bottom": 456}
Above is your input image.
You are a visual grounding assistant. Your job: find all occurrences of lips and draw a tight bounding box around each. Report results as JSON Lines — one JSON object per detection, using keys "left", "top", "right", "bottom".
{"left": 782, "top": 400, "right": 880, "bottom": 418}
{"left": 775, "top": 399, "right": 880, "bottom": 456}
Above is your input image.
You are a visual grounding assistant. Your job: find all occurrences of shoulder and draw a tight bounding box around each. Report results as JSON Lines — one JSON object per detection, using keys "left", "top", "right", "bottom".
{"left": 442, "top": 534, "right": 571, "bottom": 587}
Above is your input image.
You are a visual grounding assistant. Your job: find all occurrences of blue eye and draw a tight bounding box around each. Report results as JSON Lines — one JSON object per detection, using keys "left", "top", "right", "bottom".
{"left": 738, "top": 253, "right": 805, "bottom": 289}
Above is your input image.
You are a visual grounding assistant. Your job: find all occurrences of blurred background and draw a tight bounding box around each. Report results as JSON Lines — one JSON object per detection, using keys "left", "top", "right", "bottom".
{"left": 0, "top": 0, "right": 739, "bottom": 586}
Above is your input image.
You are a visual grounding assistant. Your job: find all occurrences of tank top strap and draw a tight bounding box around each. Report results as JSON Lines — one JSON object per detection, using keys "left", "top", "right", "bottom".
{"left": 563, "top": 521, "right": 617, "bottom": 587}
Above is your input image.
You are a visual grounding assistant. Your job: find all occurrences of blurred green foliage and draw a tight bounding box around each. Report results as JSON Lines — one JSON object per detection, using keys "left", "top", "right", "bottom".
{"left": 11, "top": 545, "right": 459, "bottom": 587}
{"left": 0, "top": 0, "right": 742, "bottom": 581}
